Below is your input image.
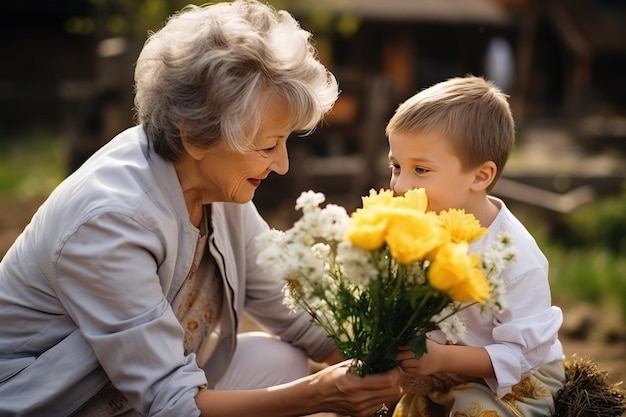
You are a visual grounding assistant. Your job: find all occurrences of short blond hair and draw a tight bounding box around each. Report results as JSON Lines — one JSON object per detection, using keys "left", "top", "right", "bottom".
{"left": 386, "top": 75, "right": 515, "bottom": 191}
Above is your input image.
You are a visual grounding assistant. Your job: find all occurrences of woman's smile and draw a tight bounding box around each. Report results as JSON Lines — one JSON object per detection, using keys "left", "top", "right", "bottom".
{"left": 248, "top": 178, "right": 261, "bottom": 187}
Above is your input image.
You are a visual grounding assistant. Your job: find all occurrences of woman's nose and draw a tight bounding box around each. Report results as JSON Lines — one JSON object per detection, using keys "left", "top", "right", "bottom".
{"left": 271, "top": 143, "right": 289, "bottom": 175}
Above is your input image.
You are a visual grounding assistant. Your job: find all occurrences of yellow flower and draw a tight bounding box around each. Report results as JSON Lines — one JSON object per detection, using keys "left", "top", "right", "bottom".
{"left": 257, "top": 189, "right": 516, "bottom": 377}
{"left": 448, "top": 265, "right": 489, "bottom": 304}
{"left": 438, "top": 208, "right": 488, "bottom": 243}
{"left": 427, "top": 242, "right": 489, "bottom": 303}
{"left": 392, "top": 188, "right": 428, "bottom": 213}
{"left": 345, "top": 207, "right": 388, "bottom": 251}
{"left": 362, "top": 188, "right": 395, "bottom": 209}
{"left": 385, "top": 209, "right": 445, "bottom": 265}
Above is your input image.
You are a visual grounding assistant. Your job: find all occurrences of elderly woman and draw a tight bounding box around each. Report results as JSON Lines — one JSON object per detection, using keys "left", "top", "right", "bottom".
{"left": 0, "top": 1, "right": 400, "bottom": 416}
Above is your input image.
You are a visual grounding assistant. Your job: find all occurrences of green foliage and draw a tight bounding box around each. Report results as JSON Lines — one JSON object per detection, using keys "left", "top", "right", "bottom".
{"left": 311, "top": 252, "right": 450, "bottom": 376}
{"left": 0, "top": 133, "right": 65, "bottom": 199}
{"left": 86, "top": 0, "right": 194, "bottom": 36}
{"left": 562, "top": 187, "right": 626, "bottom": 254}
{"left": 530, "top": 221, "right": 626, "bottom": 323}
{"left": 523, "top": 187, "right": 626, "bottom": 323}
{"left": 69, "top": 0, "right": 357, "bottom": 39}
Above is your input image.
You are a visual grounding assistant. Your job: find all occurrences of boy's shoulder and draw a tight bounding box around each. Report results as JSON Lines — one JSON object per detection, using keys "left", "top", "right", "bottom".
{"left": 489, "top": 199, "right": 537, "bottom": 244}
{"left": 484, "top": 196, "right": 548, "bottom": 272}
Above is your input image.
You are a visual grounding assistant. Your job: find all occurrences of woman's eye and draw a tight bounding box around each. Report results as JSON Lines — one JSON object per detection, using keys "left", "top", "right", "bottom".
{"left": 253, "top": 146, "right": 275, "bottom": 157}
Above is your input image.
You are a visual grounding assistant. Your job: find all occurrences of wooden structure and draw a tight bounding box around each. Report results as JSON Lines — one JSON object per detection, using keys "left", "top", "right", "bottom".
{"left": 259, "top": 0, "right": 626, "bottom": 212}
{"left": 2, "top": 0, "right": 624, "bottom": 211}
{"left": 510, "top": 0, "right": 626, "bottom": 121}
{"left": 262, "top": 0, "right": 515, "bottom": 207}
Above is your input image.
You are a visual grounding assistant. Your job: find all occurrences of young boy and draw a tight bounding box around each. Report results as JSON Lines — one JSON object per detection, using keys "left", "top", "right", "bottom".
{"left": 386, "top": 75, "right": 565, "bottom": 417}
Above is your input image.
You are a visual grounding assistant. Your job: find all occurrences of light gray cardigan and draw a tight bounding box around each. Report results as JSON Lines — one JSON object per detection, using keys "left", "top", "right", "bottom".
{"left": 0, "top": 126, "right": 334, "bottom": 416}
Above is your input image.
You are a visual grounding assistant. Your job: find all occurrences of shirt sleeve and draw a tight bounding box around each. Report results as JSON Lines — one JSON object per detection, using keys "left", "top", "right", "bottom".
{"left": 53, "top": 210, "right": 206, "bottom": 417}
{"left": 483, "top": 266, "right": 563, "bottom": 397}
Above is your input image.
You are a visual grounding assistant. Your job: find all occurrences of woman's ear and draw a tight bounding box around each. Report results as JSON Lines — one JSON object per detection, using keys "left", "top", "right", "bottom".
{"left": 180, "top": 130, "right": 206, "bottom": 161}
{"left": 470, "top": 161, "right": 497, "bottom": 192}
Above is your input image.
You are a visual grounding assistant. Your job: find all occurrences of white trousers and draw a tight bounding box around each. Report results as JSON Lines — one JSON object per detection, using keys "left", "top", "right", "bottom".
{"left": 214, "top": 331, "right": 310, "bottom": 390}
{"left": 72, "top": 331, "right": 310, "bottom": 416}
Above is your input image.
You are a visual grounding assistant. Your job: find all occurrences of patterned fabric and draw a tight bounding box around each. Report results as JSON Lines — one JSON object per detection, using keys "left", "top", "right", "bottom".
{"left": 393, "top": 360, "right": 565, "bottom": 417}
{"left": 172, "top": 208, "right": 224, "bottom": 366}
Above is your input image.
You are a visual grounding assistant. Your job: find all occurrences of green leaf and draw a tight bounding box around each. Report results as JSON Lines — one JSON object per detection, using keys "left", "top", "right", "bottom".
{"left": 407, "top": 333, "right": 428, "bottom": 358}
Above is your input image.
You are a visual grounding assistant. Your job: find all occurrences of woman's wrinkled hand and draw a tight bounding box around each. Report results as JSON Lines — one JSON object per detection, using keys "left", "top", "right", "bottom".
{"left": 311, "top": 359, "right": 402, "bottom": 417}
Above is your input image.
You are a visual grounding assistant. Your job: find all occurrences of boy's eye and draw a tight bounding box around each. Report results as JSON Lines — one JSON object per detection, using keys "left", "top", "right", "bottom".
{"left": 415, "top": 167, "right": 429, "bottom": 174}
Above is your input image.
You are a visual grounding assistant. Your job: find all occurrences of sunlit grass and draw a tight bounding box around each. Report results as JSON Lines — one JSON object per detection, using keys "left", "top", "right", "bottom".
{"left": 529, "top": 221, "right": 626, "bottom": 324}
{"left": 0, "top": 132, "right": 66, "bottom": 199}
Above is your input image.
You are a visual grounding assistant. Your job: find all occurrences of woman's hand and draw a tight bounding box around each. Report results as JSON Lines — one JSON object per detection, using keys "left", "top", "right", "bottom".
{"left": 195, "top": 359, "right": 401, "bottom": 417}
{"left": 311, "top": 359, "right": 402, "bottom": 417}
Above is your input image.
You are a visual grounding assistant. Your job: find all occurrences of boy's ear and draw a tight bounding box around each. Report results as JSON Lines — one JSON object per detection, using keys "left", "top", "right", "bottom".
{"left": 470, "top": 161, "right": 497, "bottom": 192}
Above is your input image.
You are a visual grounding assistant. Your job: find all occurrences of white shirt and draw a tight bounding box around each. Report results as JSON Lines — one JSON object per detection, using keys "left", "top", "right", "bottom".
{"left": 429, "top": 196, "right": 564, "bottom": 397}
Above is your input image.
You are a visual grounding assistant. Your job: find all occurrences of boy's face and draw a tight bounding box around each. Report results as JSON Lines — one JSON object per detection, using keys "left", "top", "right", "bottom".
{"left": 388, "top": 130, "right": 478, "bottom": 213}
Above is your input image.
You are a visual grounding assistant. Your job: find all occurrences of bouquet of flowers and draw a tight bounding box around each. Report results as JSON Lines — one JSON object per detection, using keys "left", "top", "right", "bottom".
{"left": 256, "top": 188, "right": 516, "bottom": 376}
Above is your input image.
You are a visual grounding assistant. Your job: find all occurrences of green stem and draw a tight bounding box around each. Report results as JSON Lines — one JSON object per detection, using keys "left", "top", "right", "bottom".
{"left": 384, "top": 293, "right": 449, "bottom": 350}
{"left": 432, "top": 301, "right": 478, "bottom": 324}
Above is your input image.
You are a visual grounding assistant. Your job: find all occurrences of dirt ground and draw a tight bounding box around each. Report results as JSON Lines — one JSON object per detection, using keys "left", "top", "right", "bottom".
{"left": 2, "top": 195, "right": 625, "bottom": 391}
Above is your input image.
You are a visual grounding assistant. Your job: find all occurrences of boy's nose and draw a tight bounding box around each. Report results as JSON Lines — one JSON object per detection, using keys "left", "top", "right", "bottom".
{"left": 390, "top": 176, "right": 411, "bottom": 197}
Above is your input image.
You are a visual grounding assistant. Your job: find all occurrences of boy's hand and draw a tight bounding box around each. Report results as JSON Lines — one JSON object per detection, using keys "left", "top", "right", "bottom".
{"left": 396, "top": 340, "right": 496, "bottom": 379}
{"left": 395, "top": 339, "right": 442, "bottom": 377}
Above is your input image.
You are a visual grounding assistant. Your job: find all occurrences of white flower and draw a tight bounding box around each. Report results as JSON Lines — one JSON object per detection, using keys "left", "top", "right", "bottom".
{"left": 311, "top": 242, "right": 332, "bottom": 260}
{"left": 336, "top": 241, "right": 378, "bottom": 286}
{"left": 256, "top": 245, "right": 287, "bottom": 276}
{"left": 435, "top": 313, "right": 467, "bottom": 344}
{"left": 256, "top": 229, "right": 288, "bottom": 276}
{"left": 295, "top": 190, "right": 326, "bottom": 213}
{"left": 317, "top": 204, "right": 350, "bottom": 242}
{"left": 282, "top": 284, "right": 299, "bottom": 311}
{"left": 478, "top": 232, "right": 515, "bottom": 313}
{"left": 256, "top": 228, "right": 286, "bottom": 244}
{"left": 255, "top": 189, "right": 516, "bottom": 377}
{"left": 402, "top": 261, "right": 428, "bottom": 285}
{"left": 290, "top": 210, "right": 323, "bottom": 245}
{"left": 283, "top": 242, "right": 324, "bottom": 288}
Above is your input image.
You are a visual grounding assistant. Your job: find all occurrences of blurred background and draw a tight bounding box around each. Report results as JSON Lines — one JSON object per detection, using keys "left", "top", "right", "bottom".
{"left": 1, "top": 0, "right": 625, "bottom": 383}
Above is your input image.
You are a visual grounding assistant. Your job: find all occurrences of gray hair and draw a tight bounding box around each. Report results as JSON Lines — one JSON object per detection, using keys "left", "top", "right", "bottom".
{"left": 134, "top": 0, "right": 339, "bottom": 160}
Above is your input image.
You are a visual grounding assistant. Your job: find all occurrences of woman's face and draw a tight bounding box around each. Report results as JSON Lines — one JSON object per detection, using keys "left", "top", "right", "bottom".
{"left": 189, "top": 93, "right": 292, "bottom": 204}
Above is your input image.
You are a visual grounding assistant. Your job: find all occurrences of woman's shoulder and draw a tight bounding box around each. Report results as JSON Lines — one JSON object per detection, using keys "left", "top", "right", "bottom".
{"left": 36, "top": 128, "right": 188, "bottom": 239}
